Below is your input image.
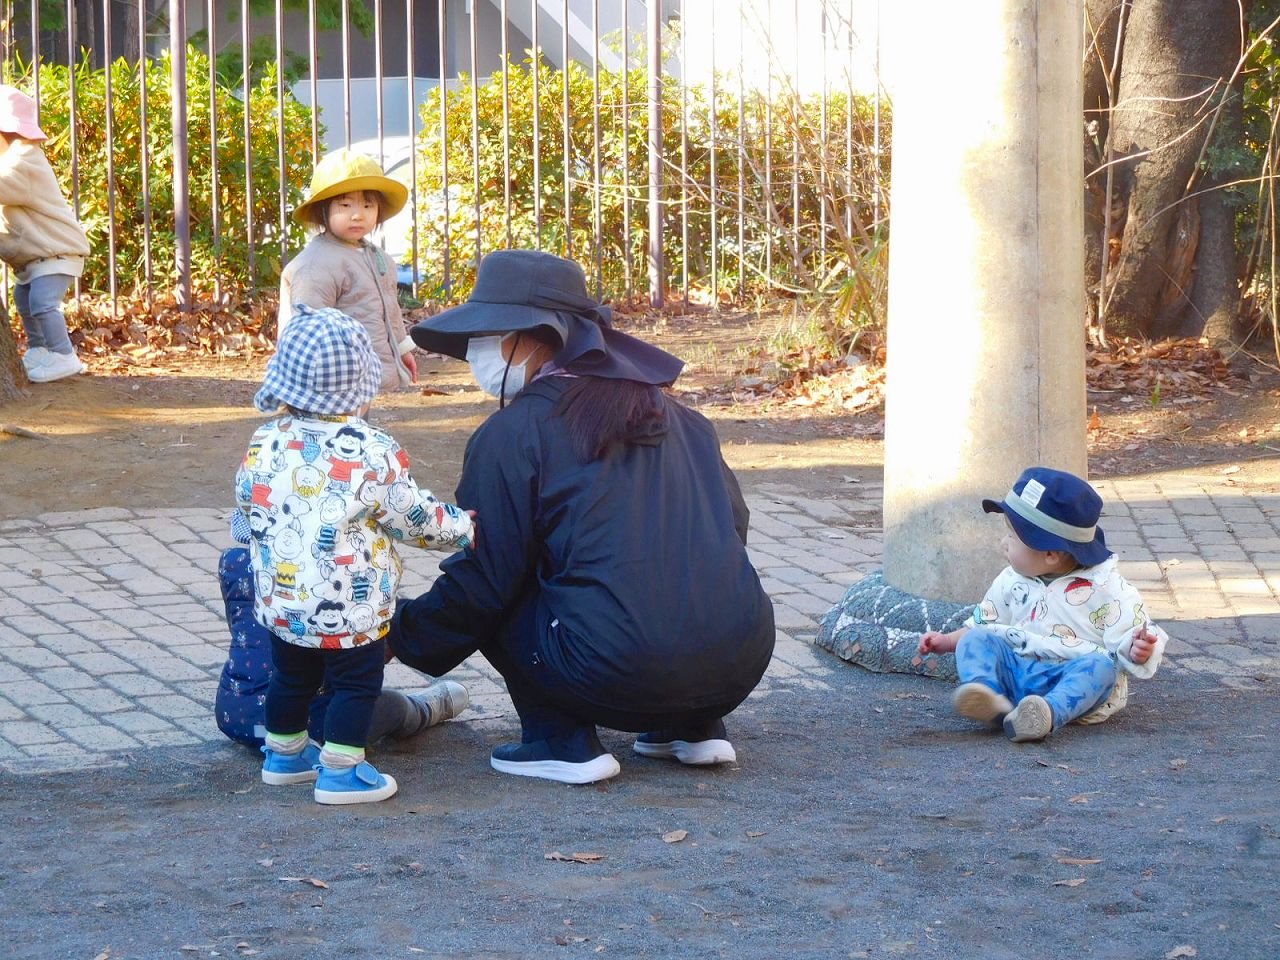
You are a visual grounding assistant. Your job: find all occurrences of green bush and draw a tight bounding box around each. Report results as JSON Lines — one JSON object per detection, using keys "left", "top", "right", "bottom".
{"left": 412, "top": 53, "right": 889, "bottom": 318}
{"left": 15, "top": 47, "right": 316, "bottom": 297}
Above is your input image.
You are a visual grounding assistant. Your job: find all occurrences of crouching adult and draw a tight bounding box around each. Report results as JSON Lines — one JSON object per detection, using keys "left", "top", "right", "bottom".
{"left": 388, "top": 250, "right": 775, "bottom": 784}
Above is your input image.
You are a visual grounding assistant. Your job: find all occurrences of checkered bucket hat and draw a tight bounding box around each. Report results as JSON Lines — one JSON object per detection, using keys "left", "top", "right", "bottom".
{"left": 254, "top": 304, "right": 382, "bottom": 415}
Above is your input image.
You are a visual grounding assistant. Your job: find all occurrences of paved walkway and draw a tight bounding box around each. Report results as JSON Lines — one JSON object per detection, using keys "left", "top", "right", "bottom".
{"left": 0, "top": 467, "right": 1276, "bottom": 774}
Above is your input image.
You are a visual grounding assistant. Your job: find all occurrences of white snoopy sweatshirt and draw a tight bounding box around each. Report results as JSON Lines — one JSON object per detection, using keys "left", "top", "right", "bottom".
{"left": 964, "top": 557, "right": 1169, "bottom": 679}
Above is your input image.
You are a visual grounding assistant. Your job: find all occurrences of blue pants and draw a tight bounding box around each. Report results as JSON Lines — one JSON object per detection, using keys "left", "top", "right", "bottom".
{"left": 15, "top": 274, "right": 74, "bottom": 354}
{"left": 265, "top": 634, "right": 385, "bottom": 748}
{"left": 956, "top": 628, "right": 1118, "bottom": 729}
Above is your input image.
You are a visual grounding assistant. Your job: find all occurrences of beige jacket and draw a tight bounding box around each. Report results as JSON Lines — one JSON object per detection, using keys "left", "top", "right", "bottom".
{"left": 0, "top": 140, "right": 90, "bottom": 282}
{"left": 278, "top": 233, "right": 413, "bottom": 392}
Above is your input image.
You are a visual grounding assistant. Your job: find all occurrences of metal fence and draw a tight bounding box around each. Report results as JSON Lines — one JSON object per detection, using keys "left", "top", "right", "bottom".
{"left": 0, "top": 0, "right": 885, "bottom": 313}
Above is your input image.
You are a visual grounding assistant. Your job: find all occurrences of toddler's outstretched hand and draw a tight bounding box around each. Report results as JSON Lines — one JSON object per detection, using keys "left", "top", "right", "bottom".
{"left": 918, "top": 629, "right": 962, "bottom": 656}
{"left": 1129, "top": 626, "right": 1159, "bottom": 664}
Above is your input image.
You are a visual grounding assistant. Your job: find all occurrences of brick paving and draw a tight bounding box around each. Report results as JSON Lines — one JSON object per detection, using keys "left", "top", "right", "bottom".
{"left": 0, "top": 467, "right": 1277, "bottom": 774}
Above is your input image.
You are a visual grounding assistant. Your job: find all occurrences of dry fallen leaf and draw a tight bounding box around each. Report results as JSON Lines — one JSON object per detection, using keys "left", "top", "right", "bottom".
{"left": 1165, "top": 947, "right": 1197, "bottom": 959}
{"left": 1169, "top": 757, "right": 1188, "bottom": 770}
{"left": 662, "top": 829, "right": 689, "bottom": 844}
{"left": 545, "top": 851, "right": 605, "bottom": 864}
{"left": 554, "top": 935, "right": 590, "bottom": 945}
{"left": 93, "top": 951, "right": 111, "bottom": 960}
{"left": 278, "top": 876, "right": 329, "bottom": 889}
{"left": 1051, "top": 878, "right": 1087, "bottom": 887}
{"left": 1056, "top": 857, "right": 1102, "bottom": 866}
{"left": 746, "top": 831, "right": 766, "bottom": 838}
{"left": 1222, "top": 465, "right": 1241, "bottom": 475}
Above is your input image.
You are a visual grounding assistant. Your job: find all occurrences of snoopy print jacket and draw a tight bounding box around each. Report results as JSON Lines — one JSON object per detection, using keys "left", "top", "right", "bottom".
{"left": 235, "top": 414, "right": 474, "bottom": 650}
{"left": 965, "top": 556, "right": 1169, "bottom": 680}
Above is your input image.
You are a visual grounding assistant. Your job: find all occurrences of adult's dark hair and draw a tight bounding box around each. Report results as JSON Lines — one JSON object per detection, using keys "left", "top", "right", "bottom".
{"left": 553, "top": 376, "right": 668, "bottom": 462}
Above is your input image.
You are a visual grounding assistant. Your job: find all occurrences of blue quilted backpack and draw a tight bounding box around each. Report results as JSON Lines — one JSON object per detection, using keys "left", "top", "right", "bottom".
{"left": 215, "top": 547, "right": 273, "bottom": 746}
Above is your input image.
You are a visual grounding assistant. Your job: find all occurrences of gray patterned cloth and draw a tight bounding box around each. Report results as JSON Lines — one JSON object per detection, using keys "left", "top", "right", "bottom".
{"left": 814, "top": 572, "right": 972, "bottom": 681}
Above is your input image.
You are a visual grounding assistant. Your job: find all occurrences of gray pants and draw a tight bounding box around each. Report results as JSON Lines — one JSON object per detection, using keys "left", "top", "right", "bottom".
{"left": 15, "top": 273, "right": 74, "bottom": 355}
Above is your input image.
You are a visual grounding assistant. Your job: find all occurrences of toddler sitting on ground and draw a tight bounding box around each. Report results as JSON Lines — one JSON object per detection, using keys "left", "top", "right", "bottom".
{"left": 917, "top": 466, "right": 1168, "bottom": 742}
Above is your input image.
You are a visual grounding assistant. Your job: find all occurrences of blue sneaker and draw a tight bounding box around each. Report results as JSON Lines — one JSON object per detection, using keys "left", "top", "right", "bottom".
{"left": 490, "top": 727, "right": 621, "bottom": 784}
{"left": 314, "top": 761, "right": 398, "bottom": 805}
{"left": 261, "top": 742, "right": 321, "bottom": 785}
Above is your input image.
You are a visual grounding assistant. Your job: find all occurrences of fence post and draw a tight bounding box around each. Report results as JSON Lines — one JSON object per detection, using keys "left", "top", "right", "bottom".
{"left": 647, "top": 0, "right": 663, "bottom": 308}
{"left": 169, "top": 0, "right": 191, "bottom": 308}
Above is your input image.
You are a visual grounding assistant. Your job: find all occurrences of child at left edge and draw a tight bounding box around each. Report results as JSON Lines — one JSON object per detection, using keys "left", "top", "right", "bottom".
{"left": 917, "top": 466, "right": 1168, "bottom": 743}
{"left": 236, "top": 305, "right": 474, "bottom": 805}
{"left": 0, "top": 85, "right": 91, "bottom": 383}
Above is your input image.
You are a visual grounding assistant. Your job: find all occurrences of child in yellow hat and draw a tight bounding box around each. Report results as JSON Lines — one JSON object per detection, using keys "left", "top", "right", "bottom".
{"left": 279, "top": 149, "right": 417, "bottom": 392}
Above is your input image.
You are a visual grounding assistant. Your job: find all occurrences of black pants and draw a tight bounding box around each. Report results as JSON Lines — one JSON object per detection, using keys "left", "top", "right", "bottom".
{"left": 440, "top": 592, "right": 739, "bottom": 742}
{"left": 266, "top": 635, "right": 385, "bottom": 748}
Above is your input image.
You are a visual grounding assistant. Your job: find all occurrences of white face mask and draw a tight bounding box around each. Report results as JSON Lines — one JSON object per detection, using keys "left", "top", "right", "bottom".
{"left": 466, "top": 334, "right": 526, "bottom": 402}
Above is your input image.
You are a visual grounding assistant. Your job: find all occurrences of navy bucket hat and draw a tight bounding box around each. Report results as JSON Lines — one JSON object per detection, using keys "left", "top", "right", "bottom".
{"left": 410, "top": 250, "right": 684, "bottom": 386}
{"left": 981, "top": 466, "right": 1111, "bottom": 567}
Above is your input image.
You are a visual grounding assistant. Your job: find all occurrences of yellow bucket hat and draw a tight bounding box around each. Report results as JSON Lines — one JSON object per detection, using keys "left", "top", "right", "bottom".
{"left": 293, "top": 148, "right": 409, "bottom": 225}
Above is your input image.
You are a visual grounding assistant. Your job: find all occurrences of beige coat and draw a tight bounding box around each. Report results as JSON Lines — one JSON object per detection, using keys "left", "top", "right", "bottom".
{"left": 279, "top": 233, "right": 413, "bottom": 392}
{"left": 0, "top": 140, "right": 89, "bottom": 282}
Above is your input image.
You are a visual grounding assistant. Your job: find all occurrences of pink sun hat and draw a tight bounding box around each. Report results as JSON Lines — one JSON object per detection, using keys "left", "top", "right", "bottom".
{"left": 0, "top": 86, "right": 46, "bottom": 141}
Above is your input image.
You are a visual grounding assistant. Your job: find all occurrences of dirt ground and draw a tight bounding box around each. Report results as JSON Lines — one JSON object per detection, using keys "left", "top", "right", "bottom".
{"left": 1, "top": 310, "right": 1278, "bottom": 517}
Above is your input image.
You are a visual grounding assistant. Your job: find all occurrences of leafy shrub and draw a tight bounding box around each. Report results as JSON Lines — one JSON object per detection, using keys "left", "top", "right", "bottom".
{"left": 13, "top": 47, "right": 315, "bottom": 298}
{"left": 411, "top": 52, "right": 889, "bottom": 325}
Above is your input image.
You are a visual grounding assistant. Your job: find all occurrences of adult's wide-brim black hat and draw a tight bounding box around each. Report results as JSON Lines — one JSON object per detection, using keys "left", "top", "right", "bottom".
{"left": 410, "top": 249, "right": 684, "bottom": 386}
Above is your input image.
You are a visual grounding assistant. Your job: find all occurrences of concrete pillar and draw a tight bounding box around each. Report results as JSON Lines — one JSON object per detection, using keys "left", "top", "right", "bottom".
{"left": 881, "top": 0, "right": 1086, "bottom": 602}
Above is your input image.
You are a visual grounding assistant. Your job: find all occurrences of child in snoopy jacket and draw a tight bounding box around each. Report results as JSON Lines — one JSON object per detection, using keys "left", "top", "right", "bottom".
{"left": 236, "top": 304, "right": 473, "bottom": 805}
{"left": 919, "top": 466, "right": 1168, "bottom": 742}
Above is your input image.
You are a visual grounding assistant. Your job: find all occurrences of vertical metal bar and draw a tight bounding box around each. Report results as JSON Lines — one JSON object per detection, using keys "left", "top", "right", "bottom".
{"left": 209, "top": 0, "right": 221, "bottom": 298}
{"left": 501, "top": 0, "right": 511, "bottom": 247}
{"left": 531, "top": 0, "right": 542, "bottom": 248}
{"left": 561, "top": 0, "right": 571, "bottom": 257}
{"left": 791, "top": 0, "right": 801, "bottom": 277}
{"left": 646, "top": 0, "right": 663, "bottom": 308}
{"left": 138, "top": 0, "right": 152, "bottom": 302}
{"left": 469, "top": 0, "right": 482, "bottom": 264}
{"left": 342, "top": 0, "right": 352, "bottom": 147}
{"left": 28, "top": 0, "right": 37, "bottom": 118}
{"left": 309, "top": 0, "right": 319, "bottom": 162}
{"left": 679, "top": 3, "right": 688, "bottom": 305}
{"left": 622, "top": 0, "right": 632, "bottom": 299}
{"left": 65, "top": 0, "right": 79, "bottom": 227}
{"left": 438, "top": 0, "right": 450, "bottom": 292}
{"left": 709, "top": 2, "right": 718, "bottom": 308}
{"left": 276, "top": 0, "right": 288, "bottom": 266}
{"left": 737, "top": 3, "right": 745, "bottom": 298}
{"left": 375, "top": 0, "right": 386, "bottom": 173}
{"left": 819, "top": 4, "right": 828, "bottom": 268}
{"left": 590, "top": 0, "right": 600, "bottom": 297}
{"left": 103, "top": 0, "right": 118, "bottom": 312}
{"left": 170, "top": 0, "right": 191, "bottom": 307}
{"left": 406, "top": 0, "right": 419, "bottom": 295}
{"left": 873, "top": 0, "right": 882, "bottom": 226}
{"left": 846, "top": 0, "right": 854, "bottom": 237}
{"left": 764, "top": 0, "right": 772, "bottom": 284}
{"left": 242, "top": 0, "right": 255, "bottom": 288}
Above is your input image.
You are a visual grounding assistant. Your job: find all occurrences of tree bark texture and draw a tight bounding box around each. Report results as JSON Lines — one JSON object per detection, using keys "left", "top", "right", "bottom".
{"left": 1100, "top": 0, "right": 1242, "bottom": 338}
{"left": 0, "top": 317, "right": 29, "bottom": 403}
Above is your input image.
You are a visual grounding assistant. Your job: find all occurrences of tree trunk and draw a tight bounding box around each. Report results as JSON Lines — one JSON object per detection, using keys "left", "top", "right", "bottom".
{"left": 0, "top": 317, "right": 29, "bottom": 403}
{"left": 1083, "top": 0, "right": 1124, "bottom": 329}
{"left": 74, "top": 0, "right": 97, "bottom": 66}
{"left": 120, "top": 0, "right": 141, "bottom": 64}
{"left": 1101, "top": 0, "right": 1241, "bottom": 338}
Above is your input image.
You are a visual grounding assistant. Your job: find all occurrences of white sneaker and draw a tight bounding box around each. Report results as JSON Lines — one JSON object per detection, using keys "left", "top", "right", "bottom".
{"left": 20, "top": 346, "right": 51, "bottom": 373}
{"left": 27, "top": 350, "right": 85, "bottom": 383}
{"left": 409, "top": 679, "right": 470, "bottom": 727}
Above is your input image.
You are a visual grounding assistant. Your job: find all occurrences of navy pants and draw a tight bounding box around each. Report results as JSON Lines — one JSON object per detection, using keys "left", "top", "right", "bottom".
{"left": 957, "top": 627, "right": 1118, "bottom": 729}
{"left": 398, "top": 591, "right": 738, "bottom": 742}
{"left": 265, "top": 634, "right": 386, "bottom": 748}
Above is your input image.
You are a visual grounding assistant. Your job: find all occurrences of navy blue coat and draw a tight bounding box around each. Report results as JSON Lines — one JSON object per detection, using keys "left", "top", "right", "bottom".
{"left": 394, "top": 376, "right": 775, "bottom": 714}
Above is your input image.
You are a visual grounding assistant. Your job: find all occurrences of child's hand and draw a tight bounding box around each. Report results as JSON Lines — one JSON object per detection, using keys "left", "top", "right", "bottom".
{"left": 1129, "top": 626, "right": 1159, "bottom": 664}
{"left": 918, "top": 629, "right": 963, "bottom": 656}
{"left": 465, "top": 509, "right": 478, "bottom": 549}
{"left": 403, "top": 352, "right": 419, "bottom": 383}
